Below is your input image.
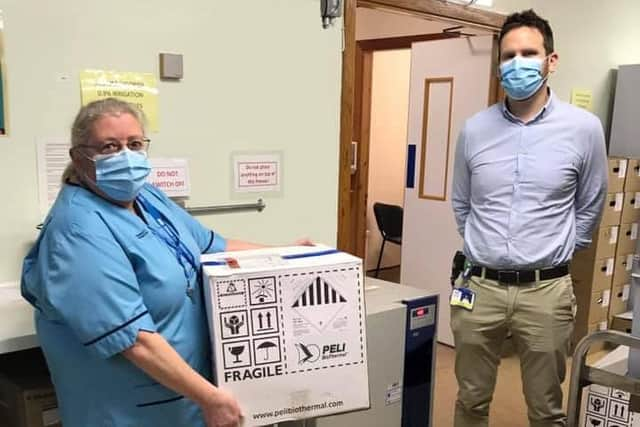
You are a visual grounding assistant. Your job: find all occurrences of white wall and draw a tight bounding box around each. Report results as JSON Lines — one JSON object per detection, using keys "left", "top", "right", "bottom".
{"left": 491, "top": 0, "right": 640, "bottom": 128}
{"left": 365, "top": 50, "right": 411, "bottom": 272}
{"left": 0, "top": 0, "right": 343, "bottom": 282}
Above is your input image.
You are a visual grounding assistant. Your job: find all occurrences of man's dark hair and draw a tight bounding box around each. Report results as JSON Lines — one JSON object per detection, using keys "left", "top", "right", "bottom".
{"left": 499, "top": 9, "right": 554, "bottom": 55}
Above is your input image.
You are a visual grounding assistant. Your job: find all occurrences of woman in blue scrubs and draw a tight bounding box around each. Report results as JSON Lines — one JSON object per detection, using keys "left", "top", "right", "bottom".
{"left": 21, "top": 98, "right": 298, "bottom": 427}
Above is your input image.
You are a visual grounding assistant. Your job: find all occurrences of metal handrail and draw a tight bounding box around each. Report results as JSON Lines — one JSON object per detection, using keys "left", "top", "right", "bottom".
{"left": 186, "top": 198, "right": 265, "bottom": 215}
{"left": 567, "top": 330, "right": 640, "bottom": 427}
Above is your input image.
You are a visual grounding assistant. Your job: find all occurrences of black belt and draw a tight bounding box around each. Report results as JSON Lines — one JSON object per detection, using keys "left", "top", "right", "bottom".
{"left": 470, "top": 264, "right": 569, "bottom": 284}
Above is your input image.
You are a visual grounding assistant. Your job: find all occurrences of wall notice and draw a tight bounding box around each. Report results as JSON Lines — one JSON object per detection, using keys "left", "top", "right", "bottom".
{"left": 233, "top": 152, "right": 282, "bottom": 193}
{"left": 570, "top": 88, "right": 593, "bottom": 111}
{"left": 80, "top": 70, "right": 159, "bottom": 132}
{"left": 36, "top": 138, "right": 70, "bottom": 215}
{"left": 148, "top": 158, "right": 190, "bottom": 198}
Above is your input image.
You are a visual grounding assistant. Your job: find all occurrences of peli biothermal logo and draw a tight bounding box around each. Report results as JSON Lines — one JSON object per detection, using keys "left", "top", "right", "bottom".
{"left": 295, "top": 342, "right": 347, "bottom": 365}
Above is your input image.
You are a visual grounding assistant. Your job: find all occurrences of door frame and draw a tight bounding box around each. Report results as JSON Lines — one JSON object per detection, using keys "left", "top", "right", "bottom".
{"left": 336, "top": 0, "right": 506, "bottom": 257}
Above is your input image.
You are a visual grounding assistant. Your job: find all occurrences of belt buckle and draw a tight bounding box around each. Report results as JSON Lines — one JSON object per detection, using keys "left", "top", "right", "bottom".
{"left": 498, "top": 270, "right": 519, "bottom": 284}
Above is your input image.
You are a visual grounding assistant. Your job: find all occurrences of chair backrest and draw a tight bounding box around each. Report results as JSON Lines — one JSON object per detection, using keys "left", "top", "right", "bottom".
{"left": 373, "top": 202, "right": 403, "bottom": 240}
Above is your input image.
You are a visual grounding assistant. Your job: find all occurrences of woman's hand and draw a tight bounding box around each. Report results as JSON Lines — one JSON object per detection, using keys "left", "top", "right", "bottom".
{"left": 201, "top": 388, "right": 244, "bottom": 427}
{"left": 294, "top": 237, "right": 314, "bottom": 246}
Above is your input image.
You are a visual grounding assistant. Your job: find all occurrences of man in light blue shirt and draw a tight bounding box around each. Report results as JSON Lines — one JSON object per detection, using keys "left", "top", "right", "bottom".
{"left": 450, "top": 10, "right": 607, "bottom": 427}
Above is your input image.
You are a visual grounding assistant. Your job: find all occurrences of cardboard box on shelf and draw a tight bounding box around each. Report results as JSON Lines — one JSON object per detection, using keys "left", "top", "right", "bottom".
{"left": 571, "top": 257, "right": 615, "bottom": 292}
{"left": 609, "top": 283, "right": 631, "bottom": 319}
{"left": 0, "top": 349, "right": 61, "bottom": 427}
{"left": 618, "top": 223, "right": 640, "bottom": 255}
{"left": 626, "top": 159, "right": 640, "bottom": 192}
{"left": 611, "top": 311, "right": 632, "bottom": 334}
{"left": 613, "top": 254, "right": 635, "bottom": 287}
{"left": 587, "top": 289, "right": 610, "bottom": 324}
{"left": 201, "top": 246, "right": 369, "bottom": 426}
{"left": 622, "top": 192, "right": 640, "bottom": 224}
{"left": 601, "top": 193, "right": 624, "bottom": 226}
{"left": 586, "top": 226, "right": 621, "bottom": 260}
{"left": 608, "top": 157, "right": 628, "bottom": 193}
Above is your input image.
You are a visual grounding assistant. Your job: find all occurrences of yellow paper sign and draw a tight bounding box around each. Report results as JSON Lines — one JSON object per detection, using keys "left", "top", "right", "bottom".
{"left": 570, "top": 89, "right": 593, "bottom": 111}
{"left": 80, "top": 70, "right": 159, "bottom": 132}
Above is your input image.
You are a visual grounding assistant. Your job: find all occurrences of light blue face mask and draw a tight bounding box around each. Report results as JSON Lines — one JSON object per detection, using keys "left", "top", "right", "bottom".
{"left": 499, "top": 56, "right": 548, "bottom": 101}
{"left": 93, "top": 150, "right": 151, "bottom": 201}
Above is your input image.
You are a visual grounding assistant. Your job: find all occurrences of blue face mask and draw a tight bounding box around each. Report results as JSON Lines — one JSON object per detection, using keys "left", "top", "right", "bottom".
{"left": 499, "top": 56, "right": 548, "bottom": 101}
{"left": 94, "top": 150, "right": 151, "bottom": 201}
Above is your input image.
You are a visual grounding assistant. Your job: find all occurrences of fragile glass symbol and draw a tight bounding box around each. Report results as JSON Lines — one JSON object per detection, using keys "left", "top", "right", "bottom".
{"left": 229, "top": 345, "right": 245, "bottom": 363}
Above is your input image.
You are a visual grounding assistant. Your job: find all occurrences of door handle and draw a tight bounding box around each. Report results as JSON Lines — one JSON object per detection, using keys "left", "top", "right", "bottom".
{"left": 350, "top": 141, "right": 358, "bottom": 174}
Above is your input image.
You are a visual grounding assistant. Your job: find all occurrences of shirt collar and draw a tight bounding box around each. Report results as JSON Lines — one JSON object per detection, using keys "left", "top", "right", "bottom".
{"left": 501, "top": 88, "right": 556, "bottom": 125}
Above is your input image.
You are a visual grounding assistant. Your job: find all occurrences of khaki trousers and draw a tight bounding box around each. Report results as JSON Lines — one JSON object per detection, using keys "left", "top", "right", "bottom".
{"left": 450, "top": 274, "right": 576, "bottom": 427}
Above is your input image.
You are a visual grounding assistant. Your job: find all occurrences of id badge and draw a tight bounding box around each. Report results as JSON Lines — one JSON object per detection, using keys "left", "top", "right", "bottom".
{"left": 450, "top": 287, "right": 476, "bottom": 311}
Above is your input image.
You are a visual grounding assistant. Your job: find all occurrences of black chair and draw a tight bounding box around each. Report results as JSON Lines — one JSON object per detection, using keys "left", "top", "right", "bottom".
{"left": 372, "top": 202, "right": 403, "bottom": 278}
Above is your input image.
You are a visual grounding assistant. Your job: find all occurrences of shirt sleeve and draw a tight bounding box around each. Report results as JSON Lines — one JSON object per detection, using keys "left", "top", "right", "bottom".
{"left": 452, "top": 124, "right": 471, "bottom": 238}
{"left": 40, "top": 222, "right": 156, "bottom": 359}
{"left": 575, "top": 119, "right": 608, "bottom": 250}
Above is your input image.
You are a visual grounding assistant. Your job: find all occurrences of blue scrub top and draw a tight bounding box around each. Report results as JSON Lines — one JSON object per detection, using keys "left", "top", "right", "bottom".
{"left": 21, "top": 183, "right": 226, "bottom": 427}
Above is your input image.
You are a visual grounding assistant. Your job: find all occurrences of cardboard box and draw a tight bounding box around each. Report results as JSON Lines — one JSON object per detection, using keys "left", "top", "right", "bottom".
{"left": 626, "top": 159, "right": 640, "bottom": 192}
{"left": 611, "top": 312, "right": 633, "bottom": 334}
{"left": 601, "top": 193, "right": 624, "bottom": 226}
{"left": 586, "top": 226, "right": 620, "bottom": 260}
{"left": 609, "top": 283, "right": 631, "bottom": 319}
{"left": 0, "top": 371, "right": 61, "bottom": 427}
{"left": 571, "top": 257, "right": 614, "bottom": 292}
{"left": 614, "top": 253, "right": 635, "bottom": 286}
{"left": 608, "top": 157, "right": 628, "bottom": 193}
{"left": 588, "top": 289, "right": 610, "bottom": 324}
{"left": 579, "top": 346, "right": 640, "bottom": 426}
{"left": 622, "top": 191, "right": 640, "bottom": 224}
{"left": 201, "top": 246, "right": 369, "bottom": 426}
{"left": 618, "top": 223, "right": 640, "bottom": 255}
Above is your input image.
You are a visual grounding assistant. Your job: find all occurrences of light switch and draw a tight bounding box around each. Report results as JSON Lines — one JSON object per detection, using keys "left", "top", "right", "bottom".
{"left": 159, "top": 53, "right": 183, "bottom": 80}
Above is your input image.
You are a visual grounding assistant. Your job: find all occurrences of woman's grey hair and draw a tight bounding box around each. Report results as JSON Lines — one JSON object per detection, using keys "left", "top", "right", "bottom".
{"left": 62, "top": 98, "right": 147, "bottom": 182}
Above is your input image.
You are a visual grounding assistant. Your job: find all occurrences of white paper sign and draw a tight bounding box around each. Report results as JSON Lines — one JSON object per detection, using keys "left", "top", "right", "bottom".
{"left": 148, "top": 158, "right": 190, "bottom": 198}
{"left": 615, "top": 193, "right": 624, "bottom": 212}
{"left": 598, "top": 320, "right": 608, "bottom": 331}
{"left": 623, "top": 285, "right": 630, "bottom": 302}
{"left": 606, "top": 258, "right": 615, "bottom": 276}
{"left": 619, "top": 159, "right": 629, "bottom": 178}
{"left": 602, "top": 290, "right": 610, "bottom": 307}
{"left": 627, "top": 254, "right": 635, "bottom": 271}
{"left": 635, "top": 192, "right": 640, "bottom": 209}
{"left": 232, "top": 152, "right": 282, "bottom": 193}
{"left": 632, "top": 223, "right": 639, "bottom": 241}
{"left": 36, "top": 138, "right": 71, "bottom": 215}
{"left": 610, "top": 226, "right": 619, "bottom": 245}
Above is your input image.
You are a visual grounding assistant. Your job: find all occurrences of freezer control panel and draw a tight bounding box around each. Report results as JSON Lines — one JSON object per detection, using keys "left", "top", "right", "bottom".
{"left": 409, "top": 304, "right": 435, "bottom": 330}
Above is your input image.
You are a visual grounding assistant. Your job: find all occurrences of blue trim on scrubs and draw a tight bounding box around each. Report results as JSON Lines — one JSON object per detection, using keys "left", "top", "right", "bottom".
{"left": 21, "top": 183, "right": 226, "bottom": 427}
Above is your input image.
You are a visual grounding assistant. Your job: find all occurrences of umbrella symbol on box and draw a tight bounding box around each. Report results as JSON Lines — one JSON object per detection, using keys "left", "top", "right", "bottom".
{"left": 257, "top": 341, "right": 277, "bottom": 360}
